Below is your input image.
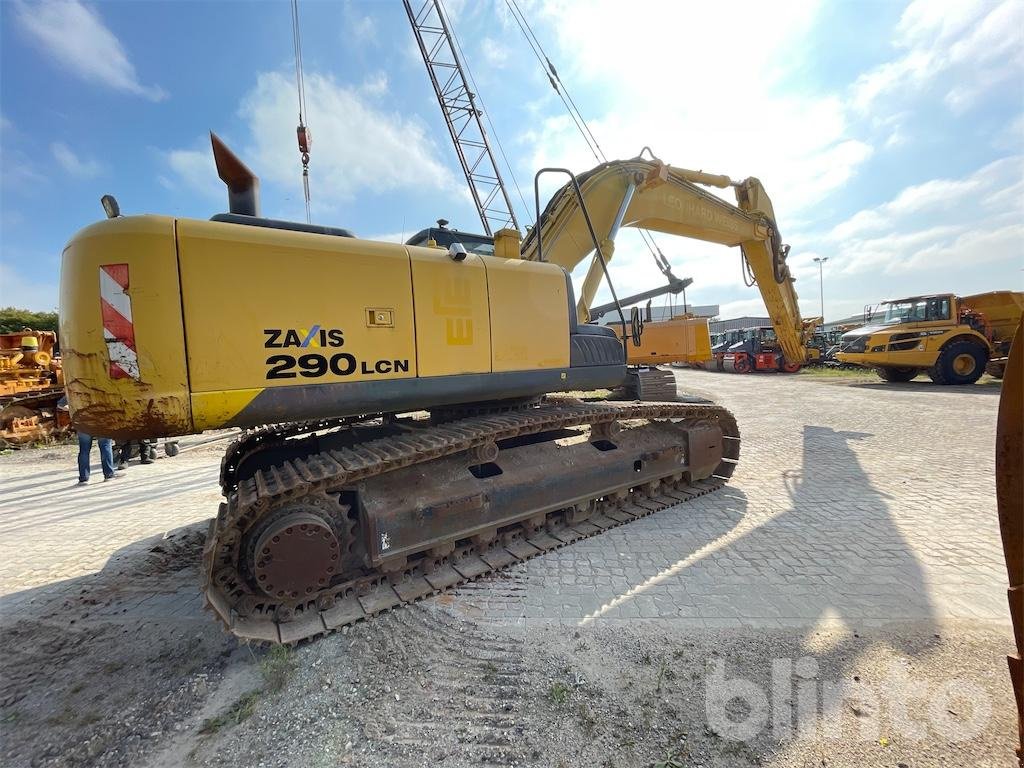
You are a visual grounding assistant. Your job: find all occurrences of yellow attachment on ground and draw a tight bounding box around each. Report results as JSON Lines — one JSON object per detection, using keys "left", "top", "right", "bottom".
{"left": 606, "top": 315, "right": 713, "bottom": 366}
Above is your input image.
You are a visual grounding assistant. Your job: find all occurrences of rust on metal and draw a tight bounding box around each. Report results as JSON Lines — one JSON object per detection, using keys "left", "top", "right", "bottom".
{"left": 251, "top": 511, "right": 341, "bottom": 599}
{"left": 996, "top": 316, "right": 1024, "bottom": 765}
{"left": 200, "top": 398, "right": 740, "bottom": 644}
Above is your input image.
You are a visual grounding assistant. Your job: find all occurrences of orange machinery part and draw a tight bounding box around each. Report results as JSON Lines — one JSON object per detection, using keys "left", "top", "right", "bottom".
{"left": 606, "top": 316, "right": 713, "bottom": 367}
{"left": 996, "top": 315, "right": 1023, "bottom": 765}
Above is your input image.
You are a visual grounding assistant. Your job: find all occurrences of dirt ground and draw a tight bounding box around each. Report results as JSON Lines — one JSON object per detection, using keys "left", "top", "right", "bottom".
{"left": 0, "top": 371, "right": 1016, "bottom": 768}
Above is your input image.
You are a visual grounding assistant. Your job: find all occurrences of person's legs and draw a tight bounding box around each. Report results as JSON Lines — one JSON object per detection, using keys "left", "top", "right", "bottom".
{"left": 77, "top": 432, "right": 93, "bottom": 482}
{"left": 116, "top": 440, "right": 131, "bottom": 469}
{"left": 98, "top": 438, "right": 115, "bottom": 479}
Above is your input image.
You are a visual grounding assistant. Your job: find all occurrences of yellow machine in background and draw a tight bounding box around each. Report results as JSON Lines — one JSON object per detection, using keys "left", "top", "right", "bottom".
{"left": 59, "top": 135, "right": 807, "bottom": 643}
{"left": 0, "top": 330, "right": 69, "bottom": 445}
{"left": 837, "top": 291, "right": 1024, "bottom": 384}
{"left": 607, "top": 315, "right": 713, "bottom": 366}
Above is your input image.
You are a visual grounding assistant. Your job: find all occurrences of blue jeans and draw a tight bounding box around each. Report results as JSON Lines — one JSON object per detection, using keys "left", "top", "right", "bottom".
{"left": 78, "top": 432, "right": 115, "bottom": 481}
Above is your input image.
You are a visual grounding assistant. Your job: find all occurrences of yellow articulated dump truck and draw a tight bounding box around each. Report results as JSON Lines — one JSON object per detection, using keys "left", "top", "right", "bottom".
{"left": 836, "top": 291, "right": 1024, "bottom": 384}
{"left": 59, "top": 135, "right": 811, "bottom": 643}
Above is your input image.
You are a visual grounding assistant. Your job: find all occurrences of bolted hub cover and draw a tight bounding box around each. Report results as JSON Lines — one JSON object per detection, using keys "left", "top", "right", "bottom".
{"left": 251, "top": 511, "right": 340, "bottom": 599}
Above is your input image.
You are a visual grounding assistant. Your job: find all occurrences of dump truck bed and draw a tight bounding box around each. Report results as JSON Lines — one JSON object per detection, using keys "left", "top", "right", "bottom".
{"left": 962, "top": 291, "right": 1024, "bottom": 342}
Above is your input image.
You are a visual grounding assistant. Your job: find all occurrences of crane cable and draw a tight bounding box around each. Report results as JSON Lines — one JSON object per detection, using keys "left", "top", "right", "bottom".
{"left": 504, "top": 0, "right": 672, "bottom": 277}
{"left": 291, "top": 0, "right": 312, "bottom": 223}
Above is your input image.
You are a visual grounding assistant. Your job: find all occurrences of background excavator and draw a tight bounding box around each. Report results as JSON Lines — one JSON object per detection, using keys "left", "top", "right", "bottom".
{"left": 59, "top": 135, "right": 809, "bottom": 643}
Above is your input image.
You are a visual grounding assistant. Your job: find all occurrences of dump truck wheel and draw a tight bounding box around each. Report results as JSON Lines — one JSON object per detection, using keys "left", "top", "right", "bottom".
{"left": 876, "top": 367, "right": 918, "bottom": 382}
{"left": 933, "top": 340, "right": 988, "bottom": 385}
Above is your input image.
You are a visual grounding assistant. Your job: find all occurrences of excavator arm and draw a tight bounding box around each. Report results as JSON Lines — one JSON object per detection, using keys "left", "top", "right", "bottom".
{"left": 520, "top": 158, "right": 811, "bottom": 365}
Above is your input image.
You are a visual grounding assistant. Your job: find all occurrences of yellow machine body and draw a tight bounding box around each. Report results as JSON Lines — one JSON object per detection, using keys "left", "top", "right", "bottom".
{"left": 60, "top": 216, "right": 614, "bottom": 440}
{"left": 61, "top": 149, "right": 812, "bottom": 440}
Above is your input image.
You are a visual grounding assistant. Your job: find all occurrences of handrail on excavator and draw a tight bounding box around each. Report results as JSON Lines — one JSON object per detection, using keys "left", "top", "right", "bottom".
{"left": 532, "top": 167, "right": 632, "bottom": 349}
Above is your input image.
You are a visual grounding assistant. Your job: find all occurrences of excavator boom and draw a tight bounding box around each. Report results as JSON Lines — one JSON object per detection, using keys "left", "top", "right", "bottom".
{"left": 521, "top": 159, "right": 810, "bottom": 364}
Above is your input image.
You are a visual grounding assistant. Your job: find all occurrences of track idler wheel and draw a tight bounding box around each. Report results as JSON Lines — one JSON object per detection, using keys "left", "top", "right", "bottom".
{"left": 251, "top": 511, "right": 341, "bottom": 600}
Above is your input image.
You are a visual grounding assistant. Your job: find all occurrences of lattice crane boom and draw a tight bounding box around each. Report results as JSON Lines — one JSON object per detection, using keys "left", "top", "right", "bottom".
{"left": 403, "top": 0, "right": 519, "bottom": 236}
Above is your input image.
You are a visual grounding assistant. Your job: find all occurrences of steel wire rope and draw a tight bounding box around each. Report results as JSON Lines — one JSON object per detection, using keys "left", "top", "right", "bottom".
{"left": 437, "top": 0, "right": 531, "bottom": 227}
{"left": 291, "top": 0, "right": 312, "bottom": 223}
{"left": 504, "top": 0, "right": 677, "bottom": 282}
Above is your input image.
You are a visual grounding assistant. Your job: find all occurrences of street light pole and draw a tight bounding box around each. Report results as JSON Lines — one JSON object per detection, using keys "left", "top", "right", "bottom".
{"left": 813, "top": 257, "right": 829, "bottom": 321}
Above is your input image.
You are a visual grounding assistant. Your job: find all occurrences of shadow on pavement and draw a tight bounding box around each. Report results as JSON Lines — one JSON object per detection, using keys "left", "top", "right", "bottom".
{"left": 848, "top": 380, "right": 1002, "bottom": 396}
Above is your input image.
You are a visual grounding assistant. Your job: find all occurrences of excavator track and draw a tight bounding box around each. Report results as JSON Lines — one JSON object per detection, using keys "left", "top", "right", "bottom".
{"left": 202, "top": 398, "right": 739, "bottom": 644}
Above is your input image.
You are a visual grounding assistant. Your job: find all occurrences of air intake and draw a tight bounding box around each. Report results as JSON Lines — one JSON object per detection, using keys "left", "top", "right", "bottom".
{"left": 210, "top": 132, "right": 260, "bottom": 217}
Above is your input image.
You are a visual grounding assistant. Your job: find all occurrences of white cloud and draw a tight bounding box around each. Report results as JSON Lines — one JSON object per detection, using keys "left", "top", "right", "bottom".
{"left": 238, "top": 71, "right": 457, "bottom": 207}
{"left": 50, "top": 142, "right": 103, "bottom": 179}
{"left": 479, "top": 38, "right": 508, "bottom": 69}
{"left": 851, "top": 0, "right": 1023, "bottom": 115}
{"left": 360, "top": 71, "right": 389, "bottom": 97}
{"left": 512, "top": 0, "right": 877, "bottom": 318}
{"left": 1, "top": 150, "right": 48, "bottom": 188}
{"left": 160, "top": 143, "right": 222, "bottom": 202}
{"left": 525, "top": 1, "right": 870, "bottom": 220}
{"left": 828, "top": 157, "right": 1020, "bottom": 241}
{"left": 14, "top": 0, "right": 166, "bottom": 101}
{"left": 346, "top": 12, "right": 377, "bottom": 43}
{"left": 827, "top": 156, "right": 1024, "bottom": 288}
{"left": 364, "top": 231, "right": 408, "bottom": 244}
{"left": 0, "top": 263, "right": 58, "bottom": 311}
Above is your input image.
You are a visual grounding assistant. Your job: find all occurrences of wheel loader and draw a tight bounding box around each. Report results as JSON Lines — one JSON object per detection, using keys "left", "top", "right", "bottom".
{"left": 59, "top": 135, "right": 811, "bottom": 643}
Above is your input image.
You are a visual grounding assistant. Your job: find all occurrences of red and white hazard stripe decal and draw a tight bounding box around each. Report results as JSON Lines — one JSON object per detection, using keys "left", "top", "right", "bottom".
{"left": 100, "top": 264, "right": 141, "bottom": 380}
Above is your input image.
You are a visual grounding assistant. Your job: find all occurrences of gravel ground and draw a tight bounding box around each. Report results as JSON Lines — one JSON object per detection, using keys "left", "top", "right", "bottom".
{"left": 0, "top": 372, "right": 1016, "bottom": 767}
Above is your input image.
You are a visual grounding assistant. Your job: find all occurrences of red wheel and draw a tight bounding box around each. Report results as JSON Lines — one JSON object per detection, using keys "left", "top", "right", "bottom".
{"left": 733, "top": 356, "right": 751, "bottom": 373}
{"left": 782, "top": 361, "right": 801, "bottom": 373}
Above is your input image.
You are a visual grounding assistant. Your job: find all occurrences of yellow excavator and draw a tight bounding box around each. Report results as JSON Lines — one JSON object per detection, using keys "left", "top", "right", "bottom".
{"left": 59, "top": 136, "right": 810, "bottom": 643}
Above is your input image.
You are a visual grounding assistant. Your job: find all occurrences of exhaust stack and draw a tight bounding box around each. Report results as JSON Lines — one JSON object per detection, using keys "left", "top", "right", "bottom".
{"left": 210, "top": 132, "right": 260, "bottom": 217}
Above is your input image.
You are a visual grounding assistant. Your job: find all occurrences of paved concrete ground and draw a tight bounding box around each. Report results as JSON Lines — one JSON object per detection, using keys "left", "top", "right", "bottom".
{"left": 0, "top": 370, "right": 1014, "bottom": 767}
{"left": 1, "top": 371, "right": 1007, "bottom": 629}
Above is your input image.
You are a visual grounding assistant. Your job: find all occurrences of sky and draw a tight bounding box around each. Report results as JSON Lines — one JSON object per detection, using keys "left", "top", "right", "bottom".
{"left": 1, "top": 0, "right": 1021, "bottom": 322}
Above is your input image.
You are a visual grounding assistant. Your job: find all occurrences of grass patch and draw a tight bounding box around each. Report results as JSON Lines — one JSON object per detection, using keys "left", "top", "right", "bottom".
{"left": 652, "top": 750, "right": 686, "bottom": 768}
{"left": 259, "top": 645, "right": 296, "bottom": 693}
{"left": 199, "top": 691, "right": 260, "bottom": 735}
{"left": 548, "top": 681, "right": 571, "bottom": 705}
{"left": 797, "top": 366, "right": 873, "bottom": 378}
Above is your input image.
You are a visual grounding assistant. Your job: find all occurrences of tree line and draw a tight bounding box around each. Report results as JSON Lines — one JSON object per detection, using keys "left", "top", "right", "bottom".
{"left": 0, "top": 307, "right": 59, "bottom": 334}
